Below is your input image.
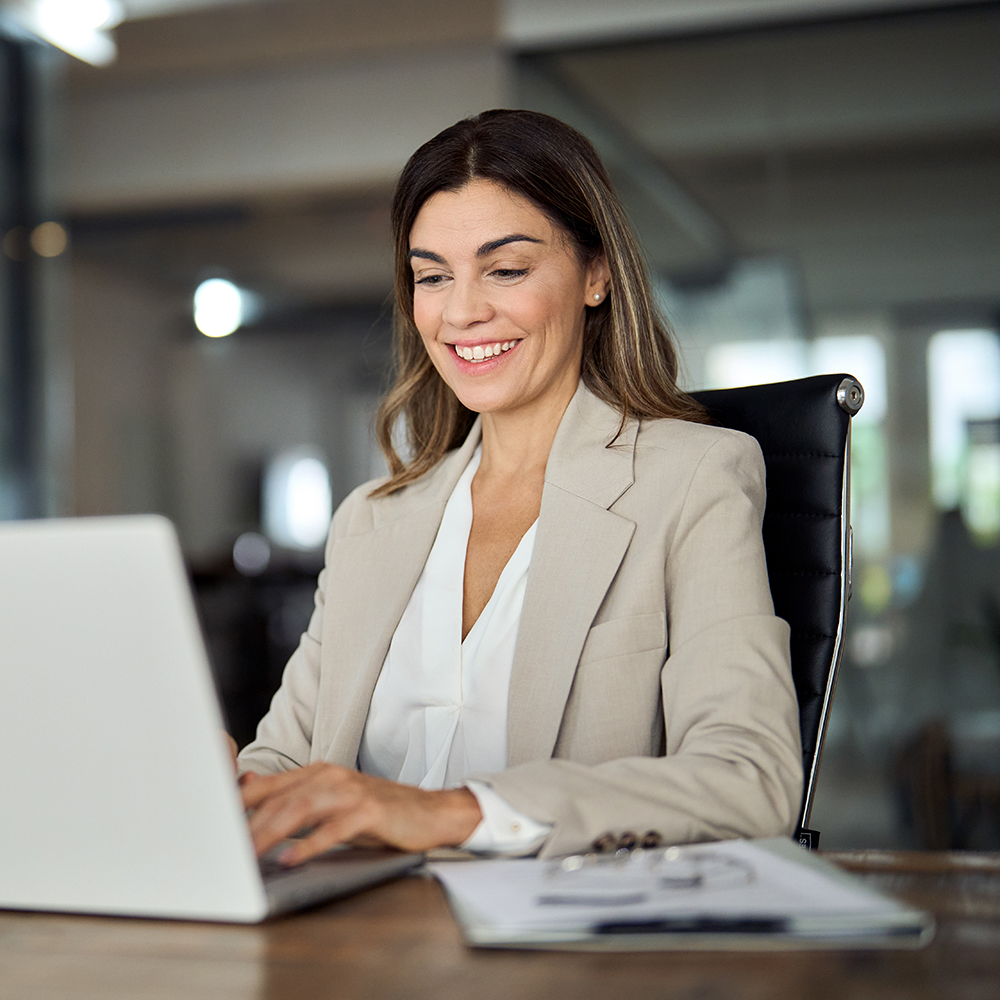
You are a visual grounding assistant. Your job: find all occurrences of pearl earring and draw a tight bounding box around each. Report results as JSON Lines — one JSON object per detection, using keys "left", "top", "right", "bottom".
{"left": 594, "top": 293, "right": 601, "bottom": 301}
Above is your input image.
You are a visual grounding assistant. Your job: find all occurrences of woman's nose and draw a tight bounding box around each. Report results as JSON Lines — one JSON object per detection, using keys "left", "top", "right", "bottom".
{"left": 441, "top": 279, "right": 492, "bottom": 330}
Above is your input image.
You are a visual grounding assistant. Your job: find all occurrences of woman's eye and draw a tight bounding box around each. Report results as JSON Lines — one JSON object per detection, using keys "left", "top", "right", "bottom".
{"left": 415, "top": 274, "right": 447, "bottom": 286}
{"left": 491, "top": 268, "right": 528, "bottom": 280}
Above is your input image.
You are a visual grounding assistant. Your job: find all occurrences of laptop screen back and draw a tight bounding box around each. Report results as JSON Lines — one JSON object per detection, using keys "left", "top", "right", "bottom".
{"left": 0, "top": 516, "right": 268, "bottom": 921}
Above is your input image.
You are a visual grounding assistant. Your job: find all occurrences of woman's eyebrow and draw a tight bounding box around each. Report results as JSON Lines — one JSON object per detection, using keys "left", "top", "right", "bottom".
{"left": 406, "top": 234, "right": 543, "bottom": 264}
{"left": 476, "top": 234, "right": 543, "bottom": 256}
{"left": 407, "top": 248, "right": 445, "bottom": 264}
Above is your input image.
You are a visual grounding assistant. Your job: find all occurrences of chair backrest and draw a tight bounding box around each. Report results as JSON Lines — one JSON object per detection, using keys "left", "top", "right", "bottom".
{"left": 691, "top": 373, "right": 864, "bottom": 843}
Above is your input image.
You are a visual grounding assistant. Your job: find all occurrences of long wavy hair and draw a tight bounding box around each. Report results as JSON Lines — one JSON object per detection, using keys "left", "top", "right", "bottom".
{"left": 372, "top": 109, "right": 707, "bottom": 497}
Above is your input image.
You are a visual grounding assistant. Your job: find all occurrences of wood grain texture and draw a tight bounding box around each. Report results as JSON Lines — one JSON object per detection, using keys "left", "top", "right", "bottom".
{"left": 2, "top": 854, "right": 1000, "bottom": 1000}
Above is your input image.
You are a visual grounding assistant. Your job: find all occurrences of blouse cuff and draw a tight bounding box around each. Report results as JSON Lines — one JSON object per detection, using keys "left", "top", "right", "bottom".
{"left": 460, "top": 780, "right": 552, "bottom": 856}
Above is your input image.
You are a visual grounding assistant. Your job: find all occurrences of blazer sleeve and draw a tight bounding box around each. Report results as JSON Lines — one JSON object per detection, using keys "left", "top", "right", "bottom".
{"left": 475, "top": 431, "right": 804, "bottom": 857}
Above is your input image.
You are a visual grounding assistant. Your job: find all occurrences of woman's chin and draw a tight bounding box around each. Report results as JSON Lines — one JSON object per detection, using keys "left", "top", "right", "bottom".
{"left": 452, "top": 387, "right": 518, "bottom": 417}
{"left": 450, "top": 371, "right": 581, "bottom": 422}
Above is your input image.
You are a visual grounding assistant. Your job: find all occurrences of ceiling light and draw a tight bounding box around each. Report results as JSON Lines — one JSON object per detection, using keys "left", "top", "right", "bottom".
{"left": 193, "top": 278, "right": 244, "bottom": 338}
{"left": 30, "top": 221, "right": 69, "bottom": 258}
{"left": 37, "top": 0, "right": 123, "bottom": 33}
{"left": 5, "top": 0, "right": 123, "bottom": 65}
{"left": 232, "top": 532, "right": 271, "bottom": 576}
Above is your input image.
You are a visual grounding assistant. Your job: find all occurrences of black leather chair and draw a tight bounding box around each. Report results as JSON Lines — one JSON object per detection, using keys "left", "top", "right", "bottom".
{"left": 691, "top": 373, "right": 865, "bottom": 848}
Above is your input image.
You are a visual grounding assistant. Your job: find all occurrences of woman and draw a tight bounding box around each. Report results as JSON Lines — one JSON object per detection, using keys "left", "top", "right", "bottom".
{"left": 237, "top": 110, "right": 802, "bottom": 863}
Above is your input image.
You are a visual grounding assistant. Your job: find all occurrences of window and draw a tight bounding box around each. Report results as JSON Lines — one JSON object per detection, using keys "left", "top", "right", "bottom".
{"left": 929, "top": 330, "right": 1000, "bottom": 542}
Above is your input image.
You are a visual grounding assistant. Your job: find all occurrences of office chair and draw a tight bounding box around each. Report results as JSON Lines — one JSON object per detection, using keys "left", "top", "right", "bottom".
{"left": 691, "top": 373, "right": 865, "bottom": 849}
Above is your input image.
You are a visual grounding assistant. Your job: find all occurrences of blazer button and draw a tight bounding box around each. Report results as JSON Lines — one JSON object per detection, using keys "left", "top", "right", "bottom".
{"left": 641, "top": 831, "right": 662, "bottom": 849}
{"left": 591, "top": 833, "right": 616, "bottom": 854}
{"left": 616, "top": 831, "right": 639, "bottom": 851}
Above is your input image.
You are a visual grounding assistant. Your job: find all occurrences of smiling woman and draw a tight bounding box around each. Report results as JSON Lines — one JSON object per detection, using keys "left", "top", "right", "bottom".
{"left": 376, "top": 109, "right": 706, "bottom": 497}
{"left": 237, "top": 110, "right": 803, "bottom": 864}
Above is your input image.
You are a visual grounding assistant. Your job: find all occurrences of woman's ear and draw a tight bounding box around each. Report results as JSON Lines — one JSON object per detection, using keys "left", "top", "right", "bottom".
{"left": 585, "top": 253, "right": 611, "bottom": 306}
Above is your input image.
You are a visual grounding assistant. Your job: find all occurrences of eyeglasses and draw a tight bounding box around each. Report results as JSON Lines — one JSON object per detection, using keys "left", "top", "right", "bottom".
{"left": 537, "top": 847, "right": 756, "bottom": 907}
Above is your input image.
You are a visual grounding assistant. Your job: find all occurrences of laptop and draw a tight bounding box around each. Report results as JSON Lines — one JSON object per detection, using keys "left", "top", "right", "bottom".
{"left": 0, "top": 515, "right": 422, "bottom": 922}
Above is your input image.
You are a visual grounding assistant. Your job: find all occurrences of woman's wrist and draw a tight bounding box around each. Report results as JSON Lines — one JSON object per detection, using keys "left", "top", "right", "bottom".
{"left": 431, "top": 786, "right": 483, "bottom": 846}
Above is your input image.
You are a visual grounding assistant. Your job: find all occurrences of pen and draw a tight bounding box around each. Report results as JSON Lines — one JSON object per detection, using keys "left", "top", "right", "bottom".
{"left": 594, "top": 916, "right": 790, "bottom": 935}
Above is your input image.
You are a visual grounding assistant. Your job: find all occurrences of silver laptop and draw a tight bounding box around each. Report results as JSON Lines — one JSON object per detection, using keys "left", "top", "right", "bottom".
{"left": 0, "top": 514, "right": 421, "bottom": 922}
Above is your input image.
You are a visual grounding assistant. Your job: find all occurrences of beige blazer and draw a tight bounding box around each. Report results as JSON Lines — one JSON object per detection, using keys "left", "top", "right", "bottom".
{"left": 239, "top": 383, "right": 803, "bottom": 857}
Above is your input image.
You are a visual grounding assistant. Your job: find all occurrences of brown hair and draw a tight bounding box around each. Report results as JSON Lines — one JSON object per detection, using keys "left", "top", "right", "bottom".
{"left": 372, "top": 109, "right": 707, "bottom": 497}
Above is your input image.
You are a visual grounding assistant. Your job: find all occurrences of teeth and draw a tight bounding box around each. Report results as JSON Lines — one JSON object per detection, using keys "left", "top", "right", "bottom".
{"left": 455, "top": 341, "right": 518, "bottom": 363}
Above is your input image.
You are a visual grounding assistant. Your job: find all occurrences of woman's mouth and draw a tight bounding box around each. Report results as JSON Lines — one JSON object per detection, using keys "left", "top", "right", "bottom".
{"left": 451, "top": 340, "right": 519, "bottom": 363}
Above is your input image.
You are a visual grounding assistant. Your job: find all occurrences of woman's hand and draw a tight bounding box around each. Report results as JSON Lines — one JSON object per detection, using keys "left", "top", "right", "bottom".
{"left": 239, "top": 763, "right": 483, "bottom": 864}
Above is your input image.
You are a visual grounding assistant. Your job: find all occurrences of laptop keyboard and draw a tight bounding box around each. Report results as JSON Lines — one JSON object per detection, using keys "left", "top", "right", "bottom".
{"left": 255, "top": 846, "right": 424, "bottom": 915}
{"left": 257, "top": 843, "right": 380, "bottom": 881}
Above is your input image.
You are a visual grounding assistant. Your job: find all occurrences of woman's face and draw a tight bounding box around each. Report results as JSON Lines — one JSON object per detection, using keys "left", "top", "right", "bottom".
{"left": 408, "top": 179, "right": 607, "bottom": 420}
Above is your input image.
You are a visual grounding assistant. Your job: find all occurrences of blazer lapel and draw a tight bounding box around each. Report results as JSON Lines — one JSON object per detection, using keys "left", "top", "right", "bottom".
{"left": 506, "top": 386, "right": 638, "bottom": 766}
{"left": 319, "top": 423, "right": 482, "bottom": 766}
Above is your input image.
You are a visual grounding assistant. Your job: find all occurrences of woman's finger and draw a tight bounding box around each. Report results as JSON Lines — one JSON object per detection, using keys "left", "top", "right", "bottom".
{"left": 248, "top": 781, "right": 346, "bottom": 853}
{"left": 248, "top": 797, "right": 318, "bottom": 856}
{"left": 246, "top": 766, "right": 364, "bottom": 855}
{"left": 276, "top": 812, "right": 381, "bottom": 865}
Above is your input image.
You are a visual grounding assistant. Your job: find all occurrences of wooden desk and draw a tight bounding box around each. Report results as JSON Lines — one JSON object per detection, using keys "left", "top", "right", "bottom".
{"left": 2, "top": 851, "right": 999, "bottom": 1000}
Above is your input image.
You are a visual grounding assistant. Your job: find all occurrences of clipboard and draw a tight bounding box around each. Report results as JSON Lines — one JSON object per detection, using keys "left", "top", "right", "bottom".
{"left": 428, "top": 837, "right": 934, "bottom": 950}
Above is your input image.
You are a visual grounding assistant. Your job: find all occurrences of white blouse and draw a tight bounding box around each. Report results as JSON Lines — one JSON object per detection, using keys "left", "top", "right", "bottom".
{"left": 357, "top": 447, "right": 550, "bottom": 853}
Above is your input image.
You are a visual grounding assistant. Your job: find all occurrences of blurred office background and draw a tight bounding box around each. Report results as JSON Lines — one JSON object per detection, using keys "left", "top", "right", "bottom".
{"left": 1, "top": 0, "right": 998, "bottom": 848}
